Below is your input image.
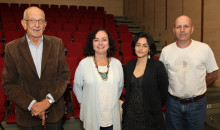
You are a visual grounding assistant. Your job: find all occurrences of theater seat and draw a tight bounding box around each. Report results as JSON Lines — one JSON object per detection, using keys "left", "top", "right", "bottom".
{"left": 72, "top": 90, "right": 80, "bottom": 119}
{"left": 73, "top": 108, "right": 80, "bottom": 119}
{"left": 123, "top": 55, "right": 137, "bottom": 65}
{"left": 0, "top": 83, "right": 6, "bottom": 123}
{"left": 0, "top": 42, "right": 4, "bottom": 55}
{"left": 65, "top": 57, "right": 78, "bottom": 86}
{"left": 119, "top": 32, "right": 133, "bottom": 43}
{"left": 67, "top": 41, "right": 84, "bottom": 59}
{"left": 153, "top": 55, "right": 159, "bottom": 60}
{"left": 5, "top": 102, "right": 16, "bottom": 124}
{"left": 4, "top": 30, "right": 21, "bottom": 44}
{"left": 120, "top": 88, "right": 126, "bottom": 101}
{"left": 5, "top": 113, "right": 16, "bottom": 124}
{"left": 63, "top": 111, "right": 71, "bottom": 120}
{"left": 162, "top": 105, "right": 166, "bottom": 111}
{"left": 118, "top": 24, "right": 129, "bottom": 33}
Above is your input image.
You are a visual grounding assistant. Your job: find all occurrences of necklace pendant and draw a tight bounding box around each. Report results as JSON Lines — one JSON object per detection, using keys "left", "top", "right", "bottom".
{"left": 99, "top": 72, "right": 108, "bottom": 80}
{"left": 102, "top": 73, "right": 107, "bottom": 79}
{"left": 94, "top": 57, "right": 110, "bottom": 81}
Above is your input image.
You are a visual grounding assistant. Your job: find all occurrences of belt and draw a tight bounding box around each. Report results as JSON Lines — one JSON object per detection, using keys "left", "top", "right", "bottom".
{"left": 169, "top": 93, "right": 206, "bottom": 104}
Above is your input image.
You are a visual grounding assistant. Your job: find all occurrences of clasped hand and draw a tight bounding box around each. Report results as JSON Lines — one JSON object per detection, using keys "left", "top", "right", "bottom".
{"left": 31, "top": 99, "right": 50, "bottom": 125}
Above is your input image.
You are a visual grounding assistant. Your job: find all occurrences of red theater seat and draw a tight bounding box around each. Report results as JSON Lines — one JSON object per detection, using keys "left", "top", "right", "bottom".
{"left": 0, "top": 42, "right": 3, "bottom": 55}
{"left": 2, "top": 22, "right": 17, "bottom": 31}
{"left": 77, "top": 24, "right": 90, "bottom": 32}
{"left": 119, "top": 32, "right": 133, "bottom": 43}
{"left": 118, "top": 24, "right": 129, "bottom": 33}
{"left": 67, "top": 41, "right": 83, "bottom": 59}
{"left": 57, "top": 31, "right": 72, "bottom": 48}
{"left": 123, "top": 55, "right": 137, "bottom": 65}
{"left": 72, "top": 90, "right": 80, "bottom": 119}
{"left": 69, "top": 5, "right": 78, "bottom": 12}
{"left": 97, "top": 7, "right": 104, "bottom": 14}
{"left": 73, "top": 32, "right": 88, "bottom": 43}
{"left": 0, "top": 83, "right": 6, "bottom": 122}
{"left": 48, "top": 23, "right": 63, "bottom": 32}
{"left": 65, "top": 57, "right": 78, "bottom": 86}
{"left": 5, "top": 102, "right": 16, "bottom": 124}
{"left": 4, "top": 30, "right": 21, "bottom": 44}
{"left": 105, "top": 24, "right": 116, "bottom": 32}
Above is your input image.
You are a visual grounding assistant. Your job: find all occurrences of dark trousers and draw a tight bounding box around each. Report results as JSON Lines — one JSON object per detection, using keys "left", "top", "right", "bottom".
{"left": 100, "top": 125, "right": 113, "bottom": 130}
{"left": 20, "top": 120, "right": 62, "bottom": 130}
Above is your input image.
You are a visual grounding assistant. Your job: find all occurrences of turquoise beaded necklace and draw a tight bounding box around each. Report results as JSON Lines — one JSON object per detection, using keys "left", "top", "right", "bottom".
{"left": 94, "top": 57, "right": 110, "bottom": 81}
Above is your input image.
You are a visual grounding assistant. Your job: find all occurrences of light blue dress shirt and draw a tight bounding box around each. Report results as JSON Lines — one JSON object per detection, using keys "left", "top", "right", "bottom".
{"left": 27, "top": 35, "right": 43, "bottom": 78}
{"left": 26, "top": 35, "right": 55, "bottom": 111}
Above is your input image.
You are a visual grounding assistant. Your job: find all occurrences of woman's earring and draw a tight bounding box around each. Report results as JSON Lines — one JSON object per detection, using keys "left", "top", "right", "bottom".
{"left": 148, "top": 51, "right": 151, "bottom": 59}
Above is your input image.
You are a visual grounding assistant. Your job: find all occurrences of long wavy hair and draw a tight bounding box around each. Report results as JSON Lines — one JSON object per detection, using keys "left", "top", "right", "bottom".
{"left": 83, "top": 29, "right": 116, "bottom": 57}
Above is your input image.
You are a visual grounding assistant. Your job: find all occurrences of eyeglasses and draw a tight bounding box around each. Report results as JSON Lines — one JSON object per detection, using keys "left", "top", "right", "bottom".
{"left": 24, "top": 19, "right": 46, "bottom": 24}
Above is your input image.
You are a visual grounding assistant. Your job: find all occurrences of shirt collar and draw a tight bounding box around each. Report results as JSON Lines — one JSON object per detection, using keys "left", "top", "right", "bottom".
{"left": 26, "top": 34, "right": 44, "bottom": 47}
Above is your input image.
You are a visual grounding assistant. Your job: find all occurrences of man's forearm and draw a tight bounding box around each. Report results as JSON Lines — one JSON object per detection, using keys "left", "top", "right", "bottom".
{"left": 206, "top": 70, "right": 218, "bottom": 86}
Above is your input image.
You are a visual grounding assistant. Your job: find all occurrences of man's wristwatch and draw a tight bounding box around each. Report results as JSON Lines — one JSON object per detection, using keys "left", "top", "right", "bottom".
{"left": 46, "top": 97, "right": 53, "bottom": 105}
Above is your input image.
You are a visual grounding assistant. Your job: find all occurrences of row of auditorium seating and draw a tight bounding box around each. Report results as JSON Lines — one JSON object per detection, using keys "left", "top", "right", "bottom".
{"left": 0, "top": 12, "right": 109, "bottom": 21}
{"left": 0, "top": 24, "right": 130, "bottom": 42}
{"left": 2, "top": 3, "right": 104, "bottom": 10}
{"left": 0, "top": 31, "right": 132, "bottom": 60}
{"left": 0, "top": 13, "right": 114, "bottom": 24}
{"left": 1, "top": 11, "right": 104, "bottom": 18}
{"left": 0, "top": 17, "right": 116, "bottom": 31}
{"left": 0, "top": 14, "right": 104, "bottom": 25}
{"left": 1, "top": 16, "right": 107, "bottom": 23}
{"left": 0, "top": 13, "right": 107, "bottom": 31}
{"left": 0, "top": 3, "right": 131, "bottom": 56}
{"left": 0, "top": 29, "right": 131, "bottom": 43}
{"left": 0, "top": 4, "right": 107, "bottom": 29}
{"left": 0, "top": 22, "right": 114, "bottom": 31}
{"left": 0, "top": 3, "right": 105, "bottom": 10}
{"left": 0, "top": 3, "right": 105, "bottom": 15}
{"left": 0, "top": 24, "right": 132, "bottom": 60}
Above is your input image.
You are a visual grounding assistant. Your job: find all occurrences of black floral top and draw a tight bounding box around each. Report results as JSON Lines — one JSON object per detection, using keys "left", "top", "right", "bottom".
{"left": 122, "top": 74, "right": 146, "bottom": 130}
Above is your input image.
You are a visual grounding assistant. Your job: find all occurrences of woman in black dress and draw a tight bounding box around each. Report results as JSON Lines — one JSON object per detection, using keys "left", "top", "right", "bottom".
{"left": 122, "top": 32, "right": 168, "bottom": 130}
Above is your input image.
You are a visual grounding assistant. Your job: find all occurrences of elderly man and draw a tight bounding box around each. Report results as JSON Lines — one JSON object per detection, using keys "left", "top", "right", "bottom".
{"left": 2, "top": 6, "right": 70, "bottom": 130}
{"left": 160, "top": 15, "right": 218, "bottom": 130}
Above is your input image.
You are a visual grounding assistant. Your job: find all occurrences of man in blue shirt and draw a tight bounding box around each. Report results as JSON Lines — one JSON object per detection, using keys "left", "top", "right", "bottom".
{"left": 2, "top": 6, "right": 70, "bottom": 130}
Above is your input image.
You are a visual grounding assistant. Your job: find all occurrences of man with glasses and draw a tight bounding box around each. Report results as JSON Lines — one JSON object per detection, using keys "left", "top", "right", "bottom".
{"left": 2, "top": 6, "right": 70, "bottom": 130}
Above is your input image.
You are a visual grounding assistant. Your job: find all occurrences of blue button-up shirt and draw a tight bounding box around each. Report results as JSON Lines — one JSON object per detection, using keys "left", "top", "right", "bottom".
{"left": 26, "top": 35, "right": 43, "bottom": 78}
{"left": 26, "top": 35, "right": 55, "bottom": 111}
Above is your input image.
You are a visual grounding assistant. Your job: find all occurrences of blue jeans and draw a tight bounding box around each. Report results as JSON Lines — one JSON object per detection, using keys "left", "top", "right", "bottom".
{"left": 166, "top": 94, "right": 206, "bottom": 130}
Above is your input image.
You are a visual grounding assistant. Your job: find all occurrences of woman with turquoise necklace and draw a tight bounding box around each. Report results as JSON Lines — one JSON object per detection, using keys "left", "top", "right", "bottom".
{"left": 73, "top": 29, "right": 124, "bottom": 130}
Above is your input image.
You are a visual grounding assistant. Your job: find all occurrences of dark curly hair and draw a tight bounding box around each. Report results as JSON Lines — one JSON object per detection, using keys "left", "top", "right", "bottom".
{"left": 131, "top": 32, "right": 157, "bottom": 59}
{"left": 83, "top": 29, "right": 116, "bottom": 57}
